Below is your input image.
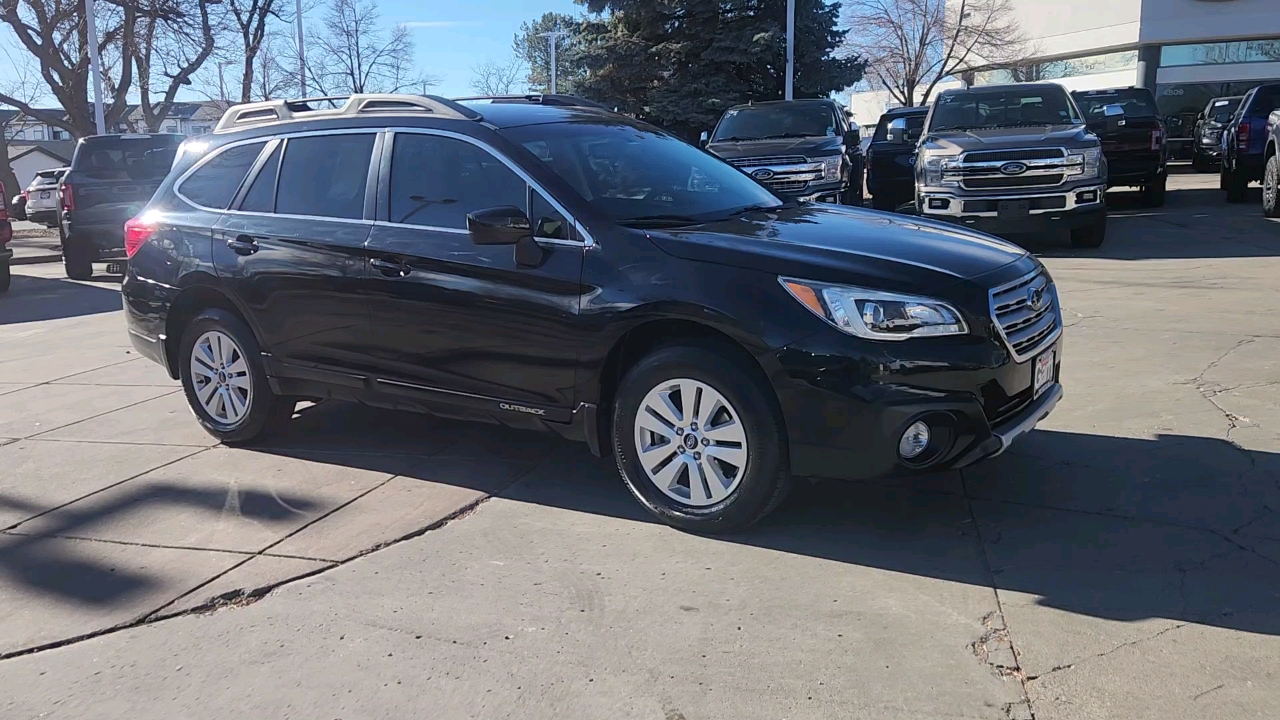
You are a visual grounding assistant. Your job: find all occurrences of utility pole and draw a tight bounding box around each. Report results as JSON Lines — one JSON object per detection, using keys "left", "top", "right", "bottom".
{"left": 85, "top": 0, "right": 107, "bottom": 134}
{"left": 295, "top": 0, "right": 307, "bottom": 96}
{"left": 540, "top": 28, "right": 569, "bottom": 94}
{"left": 785, "top": 0, "right": 795, "bottom": 100}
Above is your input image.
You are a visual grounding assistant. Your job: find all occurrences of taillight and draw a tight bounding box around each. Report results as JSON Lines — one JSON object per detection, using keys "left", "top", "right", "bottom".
{"left": 123, "top": 214, "right": 157, "bottom": 258}
{"left": 61, "top": 183, "right": 74, "bottom": 211}
{"left": 1151, "top": 128, "right": 1163, "bottom": 150}
{"left": 1237, "top": 123, "right": 1250, "bottom": 151}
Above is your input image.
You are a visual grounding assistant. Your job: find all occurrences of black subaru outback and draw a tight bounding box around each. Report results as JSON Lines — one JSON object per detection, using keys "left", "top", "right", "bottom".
{"left": 122, "top": 93, "right": 1063, "bottom": 532}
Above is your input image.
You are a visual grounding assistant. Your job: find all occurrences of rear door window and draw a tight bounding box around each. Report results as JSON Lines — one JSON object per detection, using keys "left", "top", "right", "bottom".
{"left": 388, "top": 133, "right": 526, "bottom": 228}
{"left": 276, "top": 134, "right": 376, "bottom": 220}
{"left": 180, "top": 142, "right": 267, "bottom": 210}
{"left": 239, "top": 143, "right": 283, "bottom": 213}
{"left": 71, "top": 136, "right": 182, "bottom": 181}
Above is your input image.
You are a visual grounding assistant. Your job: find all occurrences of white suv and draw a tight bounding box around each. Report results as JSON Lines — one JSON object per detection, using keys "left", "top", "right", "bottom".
{"left": 23, "top": 167, "right": 67, "bottom": 228}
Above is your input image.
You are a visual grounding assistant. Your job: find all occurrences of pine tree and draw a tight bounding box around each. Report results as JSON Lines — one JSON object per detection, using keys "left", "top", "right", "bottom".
{"left": 513, "top": 12, "right": 588, "bottom": 94}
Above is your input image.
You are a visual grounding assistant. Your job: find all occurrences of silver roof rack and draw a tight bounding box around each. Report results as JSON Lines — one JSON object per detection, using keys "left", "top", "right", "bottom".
{"left": 213, "top": 93, "right": 482, "bottom": 132}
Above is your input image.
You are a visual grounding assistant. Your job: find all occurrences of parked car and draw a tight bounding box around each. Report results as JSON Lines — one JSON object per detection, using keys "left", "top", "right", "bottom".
{"left": 913, "top": 82, "right": 1108, "bottom": 248}
{"left": 60, "top": 133, "right": 182, "bottom": 279}
{"left": 0, "top": 179, "right": 11, "bottom": 293}
{"left": 21, "top": 167, "right": 68, "bottom": 228}
{"left": 10, "top": 190, "right": 27, "bottom": 222}
{"left": 123, "top": 93, "right": 1063, "bottom": 532}
{"left": 1263, "top": 108, "right": 1280, "bottom": 217}
{"left": 701, "top": 99, "right": 864, "bottom": 206}
{"left": 866, "top": 106, "right": 927, "bottom": 210}
{"left": 1072, "top": 87, "right": 1167, "bottom": 206}
{"left": 1191, "top": 96, "right": 1243, "bottom": 172}
{"left": 1221, "top": 83, "right": 1280, "bottom": 203}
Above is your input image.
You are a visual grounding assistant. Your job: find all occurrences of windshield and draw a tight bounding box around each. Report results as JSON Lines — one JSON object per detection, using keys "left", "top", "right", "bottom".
{"left": 1206, "top": 97, "right": 1242, "bottom": 119}
{"left": 502, "top": 120, "right": 783, "bottom": 226}
{"left": 711, "top": 103, "right": 838, "bottom": 142}
{"left": 72, "top": 136, "right": 181, "bottom": 181}
{"left": 929, "top": 89, "right": 1082, "bottom": 132}
{"left": 1074, "top": 90, "right": 1158, "bottom": 119}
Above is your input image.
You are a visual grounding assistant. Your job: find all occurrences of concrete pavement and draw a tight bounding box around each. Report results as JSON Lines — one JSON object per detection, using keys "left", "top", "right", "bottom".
{"left": 0, "top": 172, "right": 1278, "bottom": 719}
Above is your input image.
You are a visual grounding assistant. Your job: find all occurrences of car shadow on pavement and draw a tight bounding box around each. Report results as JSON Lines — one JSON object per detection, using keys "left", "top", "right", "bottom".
{"left": 248, "top": 402, "right": 1280, "bottom": 638}
{"left": 0, "top": 484, "right": 318, "bottom": 607}
{"left": 1, "top": 273, "right": 124, "bottom": 325}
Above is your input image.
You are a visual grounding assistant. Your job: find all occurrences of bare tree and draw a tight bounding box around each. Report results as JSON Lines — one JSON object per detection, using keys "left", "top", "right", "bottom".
{"left": 469, "top": 57, "right": 525, "bottom": 96}
{"left": 843, "top": 0, "right": 1030, "bottom": 107}
{"left": 133, "top": 0, "right": 219, "bottom": 131}
{"left": 306, "top": 0, "right": 433, "bottom": 95}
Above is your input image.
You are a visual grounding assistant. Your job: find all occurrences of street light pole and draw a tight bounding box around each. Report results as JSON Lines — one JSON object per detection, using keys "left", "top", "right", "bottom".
{"left": 785, "top": 0, "right": 795, "bottom": 100}
{"left": 540, "top": 29, "right": 568, "bottom": 94}
{"left": 295, "top": 0, "right": 307, "bottom": 96}
{"left": 85, "top": 0, "right": 106, "bottom": 134}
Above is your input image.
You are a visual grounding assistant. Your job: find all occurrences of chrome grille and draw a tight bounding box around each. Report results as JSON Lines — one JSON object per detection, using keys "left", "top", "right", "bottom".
{"left": 964, "top": 148, "right": 1065, "bottom": 163}
{"left": 726, "top": 155, "right": 807, "bottom": 167}
{"left": 990, "top": 270, "right": 1060, "bottom": 362}
{"left": 767, "top": 179, "right": 808, "bottom": 192}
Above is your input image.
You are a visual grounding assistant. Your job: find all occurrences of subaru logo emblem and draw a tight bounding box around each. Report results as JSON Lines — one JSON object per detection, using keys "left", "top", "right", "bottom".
{"left": 1028, "top": 285, "right": 1046, "bottom": 311}
{"left": 751, "top": 168, "right": 775, "bottom": 180}
{"left": 999, "top": 162, "right": 1028, "bottom": 176}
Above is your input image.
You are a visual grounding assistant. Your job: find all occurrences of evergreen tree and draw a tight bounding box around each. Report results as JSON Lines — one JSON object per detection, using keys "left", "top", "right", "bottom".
{"left": 514, "top": 12, "right": 588, "bottom": 94}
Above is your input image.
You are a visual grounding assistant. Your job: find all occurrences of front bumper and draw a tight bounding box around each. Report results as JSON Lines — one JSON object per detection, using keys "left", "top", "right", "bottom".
{"left": 26, "top": 209, "right": 58, "bottom": 226}
{"left": 64, "top": 216, "right": 127, "bottom": 256}
{"left": 919, "top": 185, "right": 1106, "bottom": 233}
{"left": 779, "top": 179, "right": 845, "bottom": 203}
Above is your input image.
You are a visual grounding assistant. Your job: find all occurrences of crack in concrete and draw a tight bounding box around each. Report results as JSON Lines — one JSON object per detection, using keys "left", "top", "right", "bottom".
{"left": 1192, "top": 683, "right": 1226, "bottom": 702}
{"left": 1024, "top": 623, "right": 1191, "bottom": 683}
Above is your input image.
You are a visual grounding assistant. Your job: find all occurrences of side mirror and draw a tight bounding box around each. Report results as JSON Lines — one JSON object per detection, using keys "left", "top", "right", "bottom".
{"left": 843, "top": 128, "right": 860, "bottom": 148}
{"left": 886, "top": 118, "right": 908, "bottom": 144}
{"left": 1103, "top": 103, "right": 1125, "bottom": 131}
{"left": 467, "top": 206, "right": 546, "bottom": 267}
{"left": 699, "top": 130, "right": 710, "bottom": 148}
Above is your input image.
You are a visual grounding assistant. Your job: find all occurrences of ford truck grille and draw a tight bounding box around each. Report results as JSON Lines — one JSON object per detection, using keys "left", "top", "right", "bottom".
{"left": 726, "top": 155, "right": 823, "bottom": 193}
{"left": 964, "top": 174, "right": 1065, "bottom": 190}
{"left": 727, "top": 155, "right": 808, "bottom": 167}
{"left": 964, "top": 148, "right": 1065, "bottom": 163}
{"left": 990, "top": 270, "right": 1060, "bottom": 362}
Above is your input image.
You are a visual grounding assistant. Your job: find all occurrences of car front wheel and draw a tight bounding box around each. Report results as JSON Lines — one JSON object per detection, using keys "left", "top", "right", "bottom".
{"left": 612, "top": 343, "right": 791, "bottom": 533}
{"left": 1224, "top": 163, "right": 1249, "bottom": 203}
{"left": 1070, "top": 213, "right": 1107, "bottom": 249}
{"left": 1263, "top": 155, "right": 1280, "bottom": 218}
{"left": 178, "top": 309, "right": 294, "bottom": 444}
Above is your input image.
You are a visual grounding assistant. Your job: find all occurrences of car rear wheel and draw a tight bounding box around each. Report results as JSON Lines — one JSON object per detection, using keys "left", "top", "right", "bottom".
{"left": 62, "top": 236, "right": 93, "bottom": 280}
{"left": 1263, "top": 155, "right": 1280, "bottom": 218}
{"left": 0, "top": 262, "right": 10, "bottom": 293}
{"left": 871, "top": 194, "right": 896, "bottom": 211}
{"left": 612, "top": 343, "right": 791, "bottom": 534}
{"left": 1142, "top": 173, "right": 1167, "bottom": 207}
{"left": 1224, "top": 164, "right": 1249, "bottom": 203}
{"left": 1070, "top": 214, "right": 1107, "bottom": 249}
{"left": 178, "top": 309, "right": 295, "bottom": 444}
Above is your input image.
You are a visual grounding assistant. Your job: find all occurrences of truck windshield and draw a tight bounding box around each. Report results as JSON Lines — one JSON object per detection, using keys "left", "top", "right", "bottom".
{"left": 71, "top": 135, "right": 181, "bottom": 181}
{"left": 712, "top": 104, "right": 838, "bottom": 142}
{"left": 929, "top": 89, "right": 1082, "bottom": 132}
{"left": 1074, "top": 90, "right": 1158, "bottom": 119}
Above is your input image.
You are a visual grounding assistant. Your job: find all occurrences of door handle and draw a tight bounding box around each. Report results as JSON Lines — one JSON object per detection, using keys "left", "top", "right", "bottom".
{"left": 226, "top": 235, "right": 260, "bottom": 255}
{"left": 370, "top": 257, "right": 411, "bottom": 277}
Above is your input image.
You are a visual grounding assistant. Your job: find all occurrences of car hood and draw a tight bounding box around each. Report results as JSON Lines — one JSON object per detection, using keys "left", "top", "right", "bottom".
{"left": 646, "top": 204, "right": 1030, "bottom": 291}
{"left": 708, "top": 135, "right": 844, "bottom": 160}
{"left": 923, "top": 125, "right": 1096, "bottom": 152}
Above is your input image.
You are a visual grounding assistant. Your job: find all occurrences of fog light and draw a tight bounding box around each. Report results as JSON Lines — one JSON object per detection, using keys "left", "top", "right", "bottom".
{"left": 927, "top": 198, "right": 950, "bottom": 210}
{"left": 899, "top": 421, "right": 931, "bottom": 459}
{"left": 1076, "top": 190, "right": 1098, "bottom": 204}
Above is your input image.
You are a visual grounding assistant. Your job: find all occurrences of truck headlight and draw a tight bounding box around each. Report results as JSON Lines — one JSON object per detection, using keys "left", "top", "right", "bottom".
{"left": 921, "top": 154, "right": 959, "bottom": 187}
{"left": 820, "top": 156, "right": 842, "bottom": 181}
{"left": 780, "top": 278, "right": 968, "bottom": 340}
{"left": 1066, "top": 148, "right": 1101, "bottom": 179}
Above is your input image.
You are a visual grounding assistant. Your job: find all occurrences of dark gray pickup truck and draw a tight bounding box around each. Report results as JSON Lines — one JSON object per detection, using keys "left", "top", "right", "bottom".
{"left": 912, "top": 82, "right": 1110, "bottom": 248}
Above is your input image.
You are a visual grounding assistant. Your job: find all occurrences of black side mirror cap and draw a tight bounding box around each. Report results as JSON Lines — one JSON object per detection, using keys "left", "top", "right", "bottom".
{"left": 844, "top": 128, "right": 860, "bottom": 147}
{"left": 699, "top": 130, "right": 710, "bottom": 149}
{"left": 467, "top": 206, "right": 532, "bottom": 246}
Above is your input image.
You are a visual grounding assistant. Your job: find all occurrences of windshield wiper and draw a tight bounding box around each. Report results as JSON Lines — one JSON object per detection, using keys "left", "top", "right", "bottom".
{"left": 617, "top": 214, "right": 705, "bottom": 229}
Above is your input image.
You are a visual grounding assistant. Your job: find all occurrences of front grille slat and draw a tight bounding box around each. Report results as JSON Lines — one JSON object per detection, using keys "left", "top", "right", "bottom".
{"left": 990, "top": 270, "right": 1061, "bottom": 363}
{"left": 964, "top": 148, "right": 1065, "bottom": 163}
{"left": 963, "top": 174, "right": 1064, "bottom": 190}
{"left": 727, "top": 155, "right": 807, "bottom": 167}
{"left": 766, "top": 179, "right": 808, "bottom": 192}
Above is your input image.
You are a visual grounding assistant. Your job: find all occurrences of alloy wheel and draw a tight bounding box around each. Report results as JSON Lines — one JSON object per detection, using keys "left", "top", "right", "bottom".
{"left": 633, "top": 378, "right": 748, "bottom": 507}
{"left": 190, "top": 330, "right": 253, "bottom": 426}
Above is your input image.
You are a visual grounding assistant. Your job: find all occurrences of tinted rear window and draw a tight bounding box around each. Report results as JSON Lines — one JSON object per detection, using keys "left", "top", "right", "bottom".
{"left": 179, "top": 142, "right": 267, "bottom": 210}
{"left": 71, "top": 136, "right": 182, "bottom": 181}
{"left": 275, "top": 134, "right": 375, "bottom": 220}
{"left": 1074, "top": 90, "right": 1158, "bottom": 118}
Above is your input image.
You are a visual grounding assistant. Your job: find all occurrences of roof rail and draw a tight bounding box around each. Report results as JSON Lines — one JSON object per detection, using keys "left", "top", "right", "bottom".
{"left": 213, "top": 93, "right": 482, "bottom": 132}
{"left": 453, "top": 94, "right": 612, "bottom": 111}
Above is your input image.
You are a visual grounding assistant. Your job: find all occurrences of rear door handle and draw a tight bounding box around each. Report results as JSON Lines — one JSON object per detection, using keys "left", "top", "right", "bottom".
{"left": 370, "top": 257, "right": 411, "bottom": 277}
{"left": 226, "top": 235, "right": 260, "bottom": 255}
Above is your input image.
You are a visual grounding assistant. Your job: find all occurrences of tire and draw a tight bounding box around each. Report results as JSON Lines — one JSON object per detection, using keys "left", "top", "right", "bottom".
{"left": 611, "top": 342, "right": 791, "bottom": 534}
{"left": 62, "top": 235, "right": 93, "bottom": 280}
{"left": 1263, "top": 154, "right": 1280, "bottom": 218}
{"left": 1070, "top": 213, "right": 1107, "bottom": 249}
{"left": 1142, "top": 172, "right": 1167, "bottom": 207}
{"left": 1224, "top": 164, "right": 1248, "bottom": 203}
{"left": 1192, "top": 151, "right": 1204, "bottom": 173}
{"left": 871, "top": 194, "right": 896, "bottom": 211}
{"left": 178, "top": 308, "right": 295, "bottom": 444}
{"left": 0, "top": 262, "right": 10, "bottom": 294}
{"left": 842, "top": 183, "right": 864, "bottom": 208}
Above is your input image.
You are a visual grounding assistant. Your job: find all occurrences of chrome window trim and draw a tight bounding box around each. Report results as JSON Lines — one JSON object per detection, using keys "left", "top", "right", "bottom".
{"left": 383, "top": 126, "right": 596, "bottom": 249}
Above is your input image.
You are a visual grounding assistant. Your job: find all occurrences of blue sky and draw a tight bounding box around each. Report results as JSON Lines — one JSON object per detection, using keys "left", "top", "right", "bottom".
{"left": 386, "top": 0, "right": 583, "bottom": 97}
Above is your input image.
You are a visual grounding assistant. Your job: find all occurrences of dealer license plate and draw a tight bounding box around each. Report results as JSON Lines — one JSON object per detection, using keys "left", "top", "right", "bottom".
{"left": 1033, "top": 348, "right": 1055, "bottom": 399}
{"left": 997, "top": 199, "right": 1030, "bottom": 218}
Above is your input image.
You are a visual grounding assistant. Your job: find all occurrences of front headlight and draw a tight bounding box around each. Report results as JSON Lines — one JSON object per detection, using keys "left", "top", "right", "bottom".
{"left": 1066, "top": 148, "right": 1101, "bottom": 179}
{"left": 921, "top": 154, "right": 959, "bottom": 187}
{"left": 780, "top": 278, "right": 968, "bottom": 340}
{"left": 820, "top": 156, "right": 842, "bottom": 181}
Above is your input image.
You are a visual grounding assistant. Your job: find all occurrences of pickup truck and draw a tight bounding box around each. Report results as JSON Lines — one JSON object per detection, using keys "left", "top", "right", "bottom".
{"left": 702, "top": 99, "right": 864, "bottom": 206}
{"left": 1220, "top": 83, "right": 1280, "bottom": 203}
{"left": 1192, "top": 96, "right": 1243, "bottom": 172}
{"left": 914, "top": 82, "right": 1109, "bottom": 248}
{"left": 1072, "top": 87, "right": 1167, "bottom": 206}
{"left": 60, "top": 133, "right": 182, "bottom": 279}
{"left": 1263, "top": 108, "right": 1280, "bottom": 217}
{"left": 866, "top": 106, "right": 927, "bottom": 211}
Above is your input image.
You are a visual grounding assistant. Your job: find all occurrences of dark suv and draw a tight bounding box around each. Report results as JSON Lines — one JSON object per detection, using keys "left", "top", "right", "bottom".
{"left": 1221, "top": 83, "right": 1280, "bottom": 203}
{"left": 60, "top": 133, "right": 183, "bottom": 279}
{"left": 123, "top": 93, "right": 1063, "bottom": 532}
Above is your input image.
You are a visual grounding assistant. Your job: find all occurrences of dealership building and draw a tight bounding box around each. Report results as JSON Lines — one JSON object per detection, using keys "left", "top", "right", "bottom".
{"left": 848, "top": 0, "right": 1280, "bottom": 154}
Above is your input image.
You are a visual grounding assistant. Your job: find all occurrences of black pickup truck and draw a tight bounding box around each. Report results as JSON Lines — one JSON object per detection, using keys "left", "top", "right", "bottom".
{"left": 866, "top": 106, "right": 927, "bottom": 210}
{"left": 1072, "top": 87, "right": 1167, "bottom": 206}
{"left": 702, "top": 99, "right": 864, "bottom": 206}
{"left": 1263, "top": 107, "right": 1280, "bottom": 217}
{"left": 1192, "top": 96, "right": 1243, "bottom": 172}
{"left": 60, "top": 133, "right": 182, "bottom": 279}
{"left": 1221, "top": 83, "right": 1280, "bottom": 204}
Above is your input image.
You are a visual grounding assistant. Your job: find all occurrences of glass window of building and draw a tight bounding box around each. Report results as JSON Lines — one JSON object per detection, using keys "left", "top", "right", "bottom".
{"left": 974, "top": 50, "right": 1137, "bottom": 86}
{"left": 1161, "top": 40, "right": 1280, "bottom": 68}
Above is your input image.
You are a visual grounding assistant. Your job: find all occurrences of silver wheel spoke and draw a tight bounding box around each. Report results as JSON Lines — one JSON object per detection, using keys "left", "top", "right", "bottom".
{"left": 225, "top": 357, "right": 248, "bottom": 376}
{"left": 705, "top": 444, "right": 746, "bottom": 468}
{"left": 653, "top": 388, "right": 684, "bottom": 427}
{"left": 227, "top": 374, "right": 251, "bottom": 391}
{"left": 195, "top": 378, "right": 218, "bottom": 406}
{"left": 687, "top": 458, "right": 710, "bottom": 504}
{"left": 700, "top": 456, "right": 734, "bottom": 502}
{"left": 636, "top": 410, "right": 676, "bottom": 440}
{"left": 633, "top": 377, "right": 748, "bottom": 508}
{"left": 225, "top": 386, "right": 246, "bottom": 419}
{"left": 704, "top": 418, "right": 746, "bottom": 445}
{"left": 649, "top": 456, "right": 685, "bottom": 493}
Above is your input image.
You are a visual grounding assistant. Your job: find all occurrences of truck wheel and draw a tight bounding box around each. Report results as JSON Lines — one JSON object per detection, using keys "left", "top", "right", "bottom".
{"left": 871, "top": 194, "right": 895, "bottom": 211}
{"left": 1224, "top": 165, "right": 1249, "bottom": 203}
{"left": 1264, "top": 155, "right": 1280, "bottom": 218}
{"left": 1070, "top": 214, "right": 1107, "bottom": 249}
{"left": 841, "top": 184, "right": 864, "bottom": 207}
{"left": 612, "top": 342, "right": 791, "bottom": 534}
{"left": 0, "top": 262, "right": 10, "bottom": 293}
{"left": 1142, "top": 173, "right": 1167, "bottom": 207}
{"left": 62, "top": 236, "right": 93, "bottom": 280}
